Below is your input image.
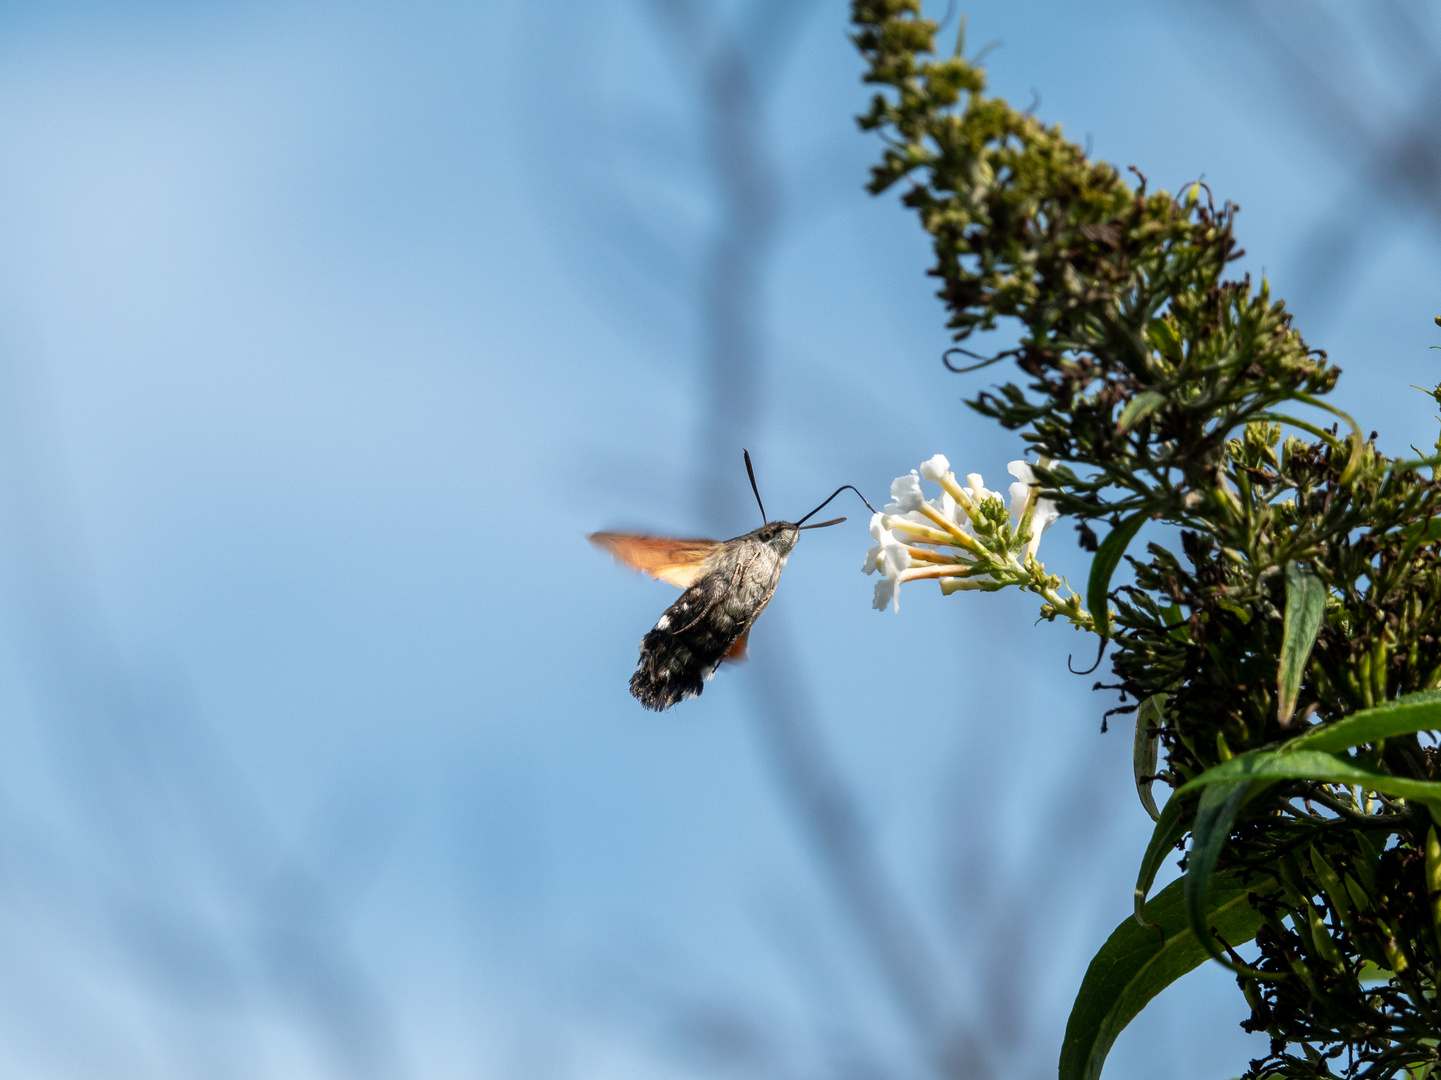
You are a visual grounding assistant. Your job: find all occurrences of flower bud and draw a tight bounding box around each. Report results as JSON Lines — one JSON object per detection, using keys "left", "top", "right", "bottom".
{"left": 1307, "top": 906, "right": 1342, "bottom": 966}
{"left": 1427, "top": 826, "right": 1441, "bottom": 945}
{"left": 1308, "top": 847, "right": 1353, "bottom": 931}
{"left": 1380, "top": 921, "right": 1409, "bottom": 974}
{"left": 1343, "top": 873, "right": 1372, "bottom": 913}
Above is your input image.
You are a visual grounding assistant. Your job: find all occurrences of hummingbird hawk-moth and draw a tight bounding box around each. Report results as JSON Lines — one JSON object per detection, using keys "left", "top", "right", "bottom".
{"left": 590, "top": 452, "right": 875, "bottom": 711}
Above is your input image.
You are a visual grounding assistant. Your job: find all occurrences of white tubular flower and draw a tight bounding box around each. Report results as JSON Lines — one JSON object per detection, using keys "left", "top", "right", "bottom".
{"left": 1007, "top": 459, "right": 1060, "bottom": 558}
{"left": 873, "top": 575, "right": 899, "bottom": 612}
{"left": 866, "top": 454, "right": 1069, "bottom": 613}
{"left": 965, "top": 473, "right": 1000, "bottom": 504}
{"left": 867, "top": 512, "right": 912, "bottom": 611}
{"left": 885, "top": 471, "right": 926, "bottom": 514}
{"left": 939, "top": 488, "right": 972, "bottom": 534}
{"left": 1006, "top": 460, "right": 1036, "bottom": 523}
{"left": 919, "top": 454, "right": 951, "bottom": 482}
{"left": 864, "top": 451, "right": 1085, "bottom": 629}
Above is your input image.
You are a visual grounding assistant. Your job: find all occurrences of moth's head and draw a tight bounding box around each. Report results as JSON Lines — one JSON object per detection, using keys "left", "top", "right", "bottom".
{"left": 755, "top": 521, "right": 800, "bottom": 556}
{"left": 739, "top": 448, "right": 874, "bottom": 556}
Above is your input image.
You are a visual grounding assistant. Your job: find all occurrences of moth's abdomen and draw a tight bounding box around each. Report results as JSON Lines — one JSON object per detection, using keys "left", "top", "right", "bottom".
{"left": 629, "top": 545, "right": 782, "bottom": 711}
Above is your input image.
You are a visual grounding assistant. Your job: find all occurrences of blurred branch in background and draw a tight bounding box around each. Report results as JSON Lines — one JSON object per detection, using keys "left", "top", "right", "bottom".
{"left": 0, "top": 354, "right": 404, "bottom": 1079}
{"left": 748, "top": 626, "right": 949, "bottom": 1069}
{"left": 637, "top": 0, "right": 956, "bottom": 1069}
{"left": 1213, "top": 0, "right": 1441, "bottom": 305}
{"left": 937, "top": 733, "right": 1117, "bottom": 1080}
{"left": 643, "top": 0, "right": 811, "bottom": 526}
{"left": 569, "top": 1, "right": 1126, "bottom": 1077}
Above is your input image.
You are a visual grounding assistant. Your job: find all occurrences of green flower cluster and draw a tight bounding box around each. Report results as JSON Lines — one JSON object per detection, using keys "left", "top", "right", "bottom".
{"left": 853, "top": 2, "right": 1441, "bottom": 1076}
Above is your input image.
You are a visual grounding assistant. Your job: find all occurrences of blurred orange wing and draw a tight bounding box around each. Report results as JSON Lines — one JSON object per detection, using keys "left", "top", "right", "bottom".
{"left": 588, "top": 532, "right": 720, "bottom": 588}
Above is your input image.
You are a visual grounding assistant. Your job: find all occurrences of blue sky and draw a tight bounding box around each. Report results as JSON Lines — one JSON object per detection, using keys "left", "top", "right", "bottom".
{"left": 0, "top": 1, "right": 1434, "bottom": 1077}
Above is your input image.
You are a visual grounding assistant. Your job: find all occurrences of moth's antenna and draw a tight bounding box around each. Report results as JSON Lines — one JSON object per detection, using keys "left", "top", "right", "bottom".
{"left": 743, "top": 449, "right": 767, "bottom": 525}
{"left": 796, "top": 485, "right": 878, "bottom": 525}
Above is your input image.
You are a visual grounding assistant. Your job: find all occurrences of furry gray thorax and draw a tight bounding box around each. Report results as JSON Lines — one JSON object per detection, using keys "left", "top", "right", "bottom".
{"left": 629, "top": 522, "right": 799, "bottom": 711}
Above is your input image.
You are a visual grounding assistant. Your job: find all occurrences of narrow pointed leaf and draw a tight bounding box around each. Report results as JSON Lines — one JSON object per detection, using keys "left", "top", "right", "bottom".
{"left": 1115, "top": 390, "right": 1166, "bottom": 434}
{"left": 1133, "top": 694, "right": 1164, "bottom": 821}
{"left": 1134, "top": 793, "right": 1187, "bottom": 925}
{"left": 1178, "top": 748, "right": 1441, "bottom": 818}
{"left": 1089, "top": 511, "right": 1148, "bottom": 638}
{"left": 1184, "top": 780, "right": 1252, "bottom": 965}
{"left": 1401, "top": 516, "right": 1441, "bottom": 545}
{"left": 1285, "top": 689, "right": 1441, "bottom": 754}
{"left": 1277, "top": 563, "right": 1325, "bottom": 726}
{"left": 1061, "top": 872, "right": 1275, "bottom": 1080}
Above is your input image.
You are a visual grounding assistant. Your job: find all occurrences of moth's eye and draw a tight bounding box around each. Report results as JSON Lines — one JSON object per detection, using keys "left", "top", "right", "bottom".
{"left": 759, "top": 526, "right": 774, "bottom": 541}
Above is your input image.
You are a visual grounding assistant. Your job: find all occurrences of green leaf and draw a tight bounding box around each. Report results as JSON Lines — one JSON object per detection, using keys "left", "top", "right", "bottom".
{"left": 1401, "top": 516, "right": 1441, "bottom": 545}
{"left": 1134, "top": 793, "right": 1188, "bottom": 926}
{"left": 1060, "top": 872, "right": 1275, "bottom": 1080}
{"left": 1089, "top": 511, "right": 1148, "bottom": 639}
{"left": 1177, "top": 748, "right": 1441, "bottom": 819}
{"left": 1146, "top": 318, "right": 1182, "bottom": 361}
{"left": 1115, "top": 390, "right": 1166, "bottom": 434}
{"left": 1215, "top": 596, "right": 1252, "bottom": 624}
{"left": 1184, "top": 780, "right": 1253, "bottom": 966}
{"left": 1133, "top": 694, "right": 1164, "bottom": 822}
{"left": 1285, "top": 689, "right": 1441, "bottom": 754}
{"left": 1277, "top": 563, "right": 1326, "bottom": 726}
{"left": 1358, "top": 960, "right": 1393, "bottom": 983}
{"left": 1290, "top": 391, "right": 1366, "bottom": 486}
